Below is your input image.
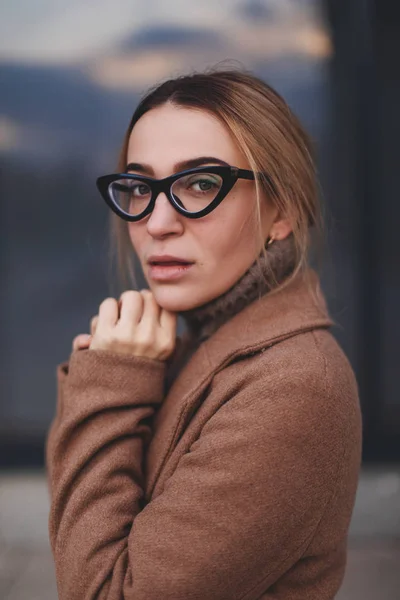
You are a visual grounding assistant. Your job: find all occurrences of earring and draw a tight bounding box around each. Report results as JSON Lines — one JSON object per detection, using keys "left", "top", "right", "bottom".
{"left": 267, "top": 235, "right": 275, "bottom": 246}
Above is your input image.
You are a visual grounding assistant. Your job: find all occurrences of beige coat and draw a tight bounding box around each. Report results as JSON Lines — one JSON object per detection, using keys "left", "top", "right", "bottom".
{"left": 46, "top": 269, "right": 362, "bottom": 599}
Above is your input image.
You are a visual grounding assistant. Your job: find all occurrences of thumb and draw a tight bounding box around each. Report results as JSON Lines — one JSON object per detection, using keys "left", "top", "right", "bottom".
{"left": 159, "top": 308, "right": 177, "bottom": 333}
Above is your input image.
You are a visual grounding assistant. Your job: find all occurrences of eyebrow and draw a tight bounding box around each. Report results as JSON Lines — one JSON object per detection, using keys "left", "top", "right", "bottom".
{"left": 125, "top": 156, "right": 230, "bottom": 175}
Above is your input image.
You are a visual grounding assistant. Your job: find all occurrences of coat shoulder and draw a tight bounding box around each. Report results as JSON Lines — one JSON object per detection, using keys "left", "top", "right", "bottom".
{"left": 210, "top": 327, "right": 361, "bottom": 444}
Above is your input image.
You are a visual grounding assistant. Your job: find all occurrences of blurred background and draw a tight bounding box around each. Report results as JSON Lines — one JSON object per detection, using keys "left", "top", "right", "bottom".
{"left": 0, "top": 1, "right": 399, "bottom": 599}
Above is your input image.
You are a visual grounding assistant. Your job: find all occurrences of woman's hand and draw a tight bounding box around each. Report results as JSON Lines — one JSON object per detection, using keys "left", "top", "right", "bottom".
{"left": 71, "top": 290, "right": 177, "bottom": 361}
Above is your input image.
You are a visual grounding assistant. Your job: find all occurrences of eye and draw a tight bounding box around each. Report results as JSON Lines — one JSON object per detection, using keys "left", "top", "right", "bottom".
{"left": 170, "top": 172, "right": 223, "bottom": 212}
{"left": 193, "top": 180, "right": 214, "bottom": 192}
{"left": 188, "top": 177, "right": 220, "bottom": 193}
{"left": 131, "top": 183, "right": 151, "bottom": 197}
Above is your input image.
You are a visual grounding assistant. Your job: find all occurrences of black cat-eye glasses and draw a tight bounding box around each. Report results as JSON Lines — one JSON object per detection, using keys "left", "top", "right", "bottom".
{"left": 96, "top": 165, "right": 263, "bottom": 221}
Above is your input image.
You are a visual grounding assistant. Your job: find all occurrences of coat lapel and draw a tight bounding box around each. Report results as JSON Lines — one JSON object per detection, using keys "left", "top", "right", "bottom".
{"left": 144, "top": 269, "right": 333, "bottom": 500}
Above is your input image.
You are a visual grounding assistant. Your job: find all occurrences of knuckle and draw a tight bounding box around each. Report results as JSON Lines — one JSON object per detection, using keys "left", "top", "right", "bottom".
{"left": 120, "top": 290, "right": 143, "bottom": 310}
{"left": 120, "top": 290, "right": 140, "bottom": 301}
{"left": 140, "top": 290, "right": 157, "bottom": 307}
{"left": 100, "top": 297, "right": 116, "bottom": 308}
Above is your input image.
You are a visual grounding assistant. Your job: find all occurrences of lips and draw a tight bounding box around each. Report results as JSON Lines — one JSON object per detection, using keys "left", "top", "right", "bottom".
{"left": 147, "top": 255, "right": 193, "bottom": 266}
{"left": 150, "top": 261, "right": 188, "bottom": 266}
{"left": 147, "top": 255, "right": 194, "bottom": 281}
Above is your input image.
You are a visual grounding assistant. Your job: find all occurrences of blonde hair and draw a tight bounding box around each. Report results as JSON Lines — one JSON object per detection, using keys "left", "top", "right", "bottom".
{"left": 109, "top": 67, "right": 323, "bottom": 294}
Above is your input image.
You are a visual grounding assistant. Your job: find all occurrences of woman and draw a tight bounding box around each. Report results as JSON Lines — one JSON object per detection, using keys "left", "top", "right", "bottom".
{"left": 46, "top": 69, "right": 362, "bottom": 599}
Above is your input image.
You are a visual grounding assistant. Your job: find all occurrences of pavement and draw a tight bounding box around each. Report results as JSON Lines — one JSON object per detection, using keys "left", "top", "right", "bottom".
{"left": 0, "top": 466, "right": 399, "bottom": 599}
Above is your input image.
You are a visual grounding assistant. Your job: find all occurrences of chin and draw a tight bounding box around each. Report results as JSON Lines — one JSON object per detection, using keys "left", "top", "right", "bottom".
{"left": 150, "top": 285, "right": 210, "bottom": 313}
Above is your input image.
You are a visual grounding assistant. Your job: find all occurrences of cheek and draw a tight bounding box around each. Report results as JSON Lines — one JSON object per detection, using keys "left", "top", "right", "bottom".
{"left": 198, "top": 203, "right": 260, "bottom": 269}
{"left": 128, "top": 224, "right": 143, "bottom": 255}
{"left": 219, "top": 195, "right": 260, "bottom": 246}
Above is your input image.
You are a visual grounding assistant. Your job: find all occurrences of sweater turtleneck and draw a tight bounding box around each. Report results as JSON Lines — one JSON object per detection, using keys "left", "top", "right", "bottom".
{"left": 165, "top": 234, "right": 298, "bottom": 392}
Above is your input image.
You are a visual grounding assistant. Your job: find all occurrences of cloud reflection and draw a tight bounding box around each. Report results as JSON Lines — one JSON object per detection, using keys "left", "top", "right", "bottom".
{"left": 0, "top": 0, "right": 327, "bottom": 65}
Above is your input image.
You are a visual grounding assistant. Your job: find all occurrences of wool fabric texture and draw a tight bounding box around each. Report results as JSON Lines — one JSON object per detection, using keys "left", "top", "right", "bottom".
{"left": 181, "top": 234, "right": 298, "bottom": 342}
{"left": 46, "top": 242, "right": 362, "bottom": 600}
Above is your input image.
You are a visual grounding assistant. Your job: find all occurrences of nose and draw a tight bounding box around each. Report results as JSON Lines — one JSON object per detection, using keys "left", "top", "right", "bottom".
{"left": 146, "top": 192, "right": 184, "bottom": 238}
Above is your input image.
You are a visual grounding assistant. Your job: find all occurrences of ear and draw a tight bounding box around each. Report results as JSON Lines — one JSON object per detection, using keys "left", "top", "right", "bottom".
{"left": 269, "top": 217, "right": 292, "bottom": 241}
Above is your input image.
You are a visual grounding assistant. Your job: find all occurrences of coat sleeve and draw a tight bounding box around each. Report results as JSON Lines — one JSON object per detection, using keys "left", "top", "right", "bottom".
{"left": 46, "top": 348, "right": 355, "bottom": 600}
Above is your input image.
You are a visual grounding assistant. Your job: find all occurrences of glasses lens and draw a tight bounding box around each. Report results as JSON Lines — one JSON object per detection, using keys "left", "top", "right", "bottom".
{"left": 171, "top": 173, "right": 223, "bottom": 213}
{"left": 108, "top": 178, "right": 151, "bottom": 217}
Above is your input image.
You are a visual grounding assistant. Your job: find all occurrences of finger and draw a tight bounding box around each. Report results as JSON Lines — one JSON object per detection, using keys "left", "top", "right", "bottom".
{"left": 90, "top": 315, "right": 98, "bottom": 336}
{"left": 97, "top": 298, "right": 119, "bottom": 330}
{"left": 159, "top": 308, "right": 177, "bottom": 333}
{"left": 138, "top": 290, "right": 161, "bottom": 329}
{"left": 72, "top": 333, "right": 91, "bottom": 352}
{"left": 118, "top": 290, "right": 144, "bottom": 328}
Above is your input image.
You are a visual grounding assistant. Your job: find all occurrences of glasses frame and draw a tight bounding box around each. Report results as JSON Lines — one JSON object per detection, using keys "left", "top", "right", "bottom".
{"left": 96, "top": 165, "right": 258, "bottom": 221}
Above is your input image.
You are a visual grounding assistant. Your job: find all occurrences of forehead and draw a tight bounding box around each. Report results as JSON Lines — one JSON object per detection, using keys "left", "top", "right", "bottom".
{"left": 126, "top": 104, "right": 245, "bottom": 172}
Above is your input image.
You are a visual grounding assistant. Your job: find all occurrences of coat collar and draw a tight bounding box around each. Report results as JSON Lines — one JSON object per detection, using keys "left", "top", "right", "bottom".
{"left": 145, "top": 268, "right": 333, "bottom": 499}
{"left": 204, "top": 267, "right": 332, "bottom": 364}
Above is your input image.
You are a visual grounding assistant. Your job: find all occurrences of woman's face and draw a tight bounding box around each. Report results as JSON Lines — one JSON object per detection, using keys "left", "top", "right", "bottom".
{"left": 127, "top": 103, "right": 286, "bottom": 312}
